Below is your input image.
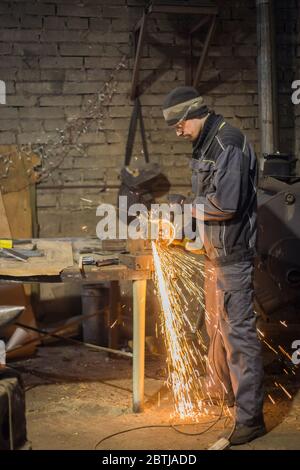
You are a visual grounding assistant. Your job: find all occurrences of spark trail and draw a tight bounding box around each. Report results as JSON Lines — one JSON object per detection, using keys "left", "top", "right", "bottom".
{"left": 152, "top": 242, "right": 219, "bottom": 419}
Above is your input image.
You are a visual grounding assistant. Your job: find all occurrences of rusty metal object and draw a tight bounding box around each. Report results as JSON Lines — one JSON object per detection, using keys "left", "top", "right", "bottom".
{"left": 0, "top": 306, "right": 25, "bottom": 329}
{"left": 126, "top": 238, "right": 152, "bottom": 254}
{"left": 119, "top": 253, "right": 154, "bottom": 271}
{"left": 256, "top": 0, "right": 278, "bottom": 168}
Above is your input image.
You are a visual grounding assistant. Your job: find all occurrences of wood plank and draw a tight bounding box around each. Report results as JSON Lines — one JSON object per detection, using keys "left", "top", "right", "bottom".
{"left": 0, "top": 192, "right": 11, "bottom": 236}
{"left": 0, "top": 190, "right": 39, "bottom": 350}
{"left": 0, "top": 240, "right": 74, "bottom": 277}
{"left": 119, "top": 253, "right": 153, "bottom": 271}
{"left": 2, "top": 189, "right": 32, "bottom": 239}
{"left": 62, "top": 264, "right": 151, "bottom": 282}
{"left": 0, "top": 145, "right": 40, "bottom": 195}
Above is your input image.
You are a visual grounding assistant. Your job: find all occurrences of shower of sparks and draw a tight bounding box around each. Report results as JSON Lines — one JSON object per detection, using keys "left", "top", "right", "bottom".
{"left": 151, "top": 238, "right": 297, "bottom": 419}
{"left": 263, "top": 339, "right": 278, "bottom": 355}
{"left": 257, "top": 319, "right": 298, "bottom": 380}
{"left": 80, "top": 198, "right": 93, "bottom": 203}
{"left": 110, "top": 320, "right": 118, "bottom": 329}
{"left": 278, "top": 345, "right": 293, "bottom": 361}
{"left": 257, "top": 328, "right": 265, "bottom": 338}
{"left": 268, "top": 394, "right": 276, "bottom": 405}
{"left": 152, "top": 241, "right": 223, "bottom": 420}
{"left": 278, "top": 383, "right": 292, "bottom": 400}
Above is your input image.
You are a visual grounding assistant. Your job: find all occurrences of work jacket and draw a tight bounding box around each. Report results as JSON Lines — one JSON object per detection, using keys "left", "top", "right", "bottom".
{"left": 190, "top": 113, "right": 258, "bottom": 265}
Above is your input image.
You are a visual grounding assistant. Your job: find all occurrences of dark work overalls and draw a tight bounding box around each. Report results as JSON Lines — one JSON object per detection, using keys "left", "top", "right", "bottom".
{"left": 191, "top": 113, "right": 264, "bottom": 427}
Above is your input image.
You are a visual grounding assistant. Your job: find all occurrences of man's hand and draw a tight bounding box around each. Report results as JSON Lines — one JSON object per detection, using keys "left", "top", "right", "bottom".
{"left": 167, "top": 193, "right": 186, "bottom": 206}
{"left": 171, "top": 237, "right": 206, "bottom": 255}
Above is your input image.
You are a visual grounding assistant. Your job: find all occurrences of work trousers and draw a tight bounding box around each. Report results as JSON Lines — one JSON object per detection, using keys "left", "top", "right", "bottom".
{"left": 204, "top": 258, "right": 264, "bottom": 426}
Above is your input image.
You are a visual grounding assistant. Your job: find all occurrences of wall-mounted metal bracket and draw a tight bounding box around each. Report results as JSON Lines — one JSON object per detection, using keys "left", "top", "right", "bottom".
{"left": 130, "top": 1, "right": 218, "bottom": 100}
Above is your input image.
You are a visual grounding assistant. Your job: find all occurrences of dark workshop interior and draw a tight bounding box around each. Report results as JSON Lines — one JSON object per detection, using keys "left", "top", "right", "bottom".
{"left": 1, "top": 0, "right": 300, "bottom": 452}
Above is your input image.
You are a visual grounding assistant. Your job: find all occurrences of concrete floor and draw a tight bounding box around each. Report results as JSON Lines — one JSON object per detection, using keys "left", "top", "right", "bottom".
{"left": 9, "top": 341, "right": 300, "bottom": 451}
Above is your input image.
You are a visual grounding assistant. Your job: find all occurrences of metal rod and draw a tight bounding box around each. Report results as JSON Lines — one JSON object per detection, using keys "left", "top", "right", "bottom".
{"left": 133, "top": 15, "right": 143, "bottom": 33}
{"left": 189, "top": 15, "right": 210, "bottom": 36}
{"left": 185, "top": 32, "right": 193, "bottom": 86}
{"left": 15, "top": 322, "right": 133, "bottom": 358}
{"left": 132, "top": 278, "right": 147, "bottom": 413}
{"left": 131, "top": 12, "right": 147, "bottom": 100}
{"left": 6, "top": 310, "right": 103, "bottom": 355}
{"left": 193, "top": 15, "right": 217, "bottom": 88}
{"left": 256, "top": 0, "right": 279, "bottom": 169}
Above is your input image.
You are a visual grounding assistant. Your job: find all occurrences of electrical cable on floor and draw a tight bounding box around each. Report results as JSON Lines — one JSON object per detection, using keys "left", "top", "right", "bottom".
{"left": 94, "top": 424, "right": 172, "bottom": 449}
{"left": 170, "top": 412, "right": 227, "bottom": 437}
{"left": 94, "top": 299, "right": 234, "bottom": 449}
{"left": 94, "top": 328, "right": 233, "bottom": 450}
{"left": 12, "top": 272, "right": 234, "bottom": 449}
{"left": 94, "top": 414, "right": 231, "bottom": 450}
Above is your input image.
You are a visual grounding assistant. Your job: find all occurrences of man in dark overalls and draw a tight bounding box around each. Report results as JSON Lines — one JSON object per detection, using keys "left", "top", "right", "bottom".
{"left": 162, "top": 86, "right": 266, "bottom": 445}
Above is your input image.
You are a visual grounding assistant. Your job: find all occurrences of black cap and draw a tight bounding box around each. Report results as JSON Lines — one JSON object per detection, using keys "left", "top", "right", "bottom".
{"left": 162, "top": 86, "right": 208, "bottom": 126}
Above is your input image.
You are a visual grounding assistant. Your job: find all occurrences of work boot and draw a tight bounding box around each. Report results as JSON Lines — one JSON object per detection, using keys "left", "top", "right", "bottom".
{"left": 224, "top": 423, "right": 266, "bottom": 446}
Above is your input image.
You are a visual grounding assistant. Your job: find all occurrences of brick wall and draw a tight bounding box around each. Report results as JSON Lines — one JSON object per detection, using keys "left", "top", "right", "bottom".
{"left": 0, "top": 0, "right": 299, "bottom": 237}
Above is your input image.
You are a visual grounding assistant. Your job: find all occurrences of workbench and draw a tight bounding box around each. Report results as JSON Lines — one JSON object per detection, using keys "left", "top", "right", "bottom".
{"left": 0, "top": 237, "right": 153, "bottom": 413}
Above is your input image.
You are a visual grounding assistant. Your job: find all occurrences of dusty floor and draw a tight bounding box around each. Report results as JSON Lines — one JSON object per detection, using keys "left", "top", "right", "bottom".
{"left": 9, "top": 338, "right": 300, "bottom": 451}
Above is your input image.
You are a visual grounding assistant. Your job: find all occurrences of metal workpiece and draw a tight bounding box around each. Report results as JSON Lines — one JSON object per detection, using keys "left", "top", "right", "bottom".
{"left": 119, "top": 253, "right": 154, "bottom": 272}
{"left": 0, "top": 306, "right": 25, "bottom": 329}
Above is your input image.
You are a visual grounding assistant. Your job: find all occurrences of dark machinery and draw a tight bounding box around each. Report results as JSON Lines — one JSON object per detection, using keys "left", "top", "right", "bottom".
{"left": 255, "top": 153, "right": 300, "bottom": 320}
{"left": 0, "top": 367, "right": 29, "bottom": 450}
{"left": 0, "top": 306, "right": 30, "bottom": 450}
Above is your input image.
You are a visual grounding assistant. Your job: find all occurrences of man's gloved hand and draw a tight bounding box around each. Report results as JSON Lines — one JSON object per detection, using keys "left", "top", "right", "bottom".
{"left": 171, "top": 237, "right": 206, "bottom": 255}
{"left": 167, "top": 193, "right": 186, "bottom": 206}
{"left": 166, "top": 194, "right": 205, "bottom": 254}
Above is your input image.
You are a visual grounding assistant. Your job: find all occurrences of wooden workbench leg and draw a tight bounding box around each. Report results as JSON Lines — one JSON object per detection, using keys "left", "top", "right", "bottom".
{"left": 132, "top": 278, "right": 147, "bottom": 413}
{"left": 109, "top": 281, "right": 121, "bottom": 350}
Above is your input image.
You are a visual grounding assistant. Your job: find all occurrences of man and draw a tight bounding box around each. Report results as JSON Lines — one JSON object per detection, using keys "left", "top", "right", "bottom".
{"left": 162, "top": 86, "right": 266, "bottom": 446}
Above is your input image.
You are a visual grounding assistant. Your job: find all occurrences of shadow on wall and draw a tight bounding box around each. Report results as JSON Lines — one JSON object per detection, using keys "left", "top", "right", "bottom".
{"left": 135, "top": 0, "right": 257, "bottom": 96}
